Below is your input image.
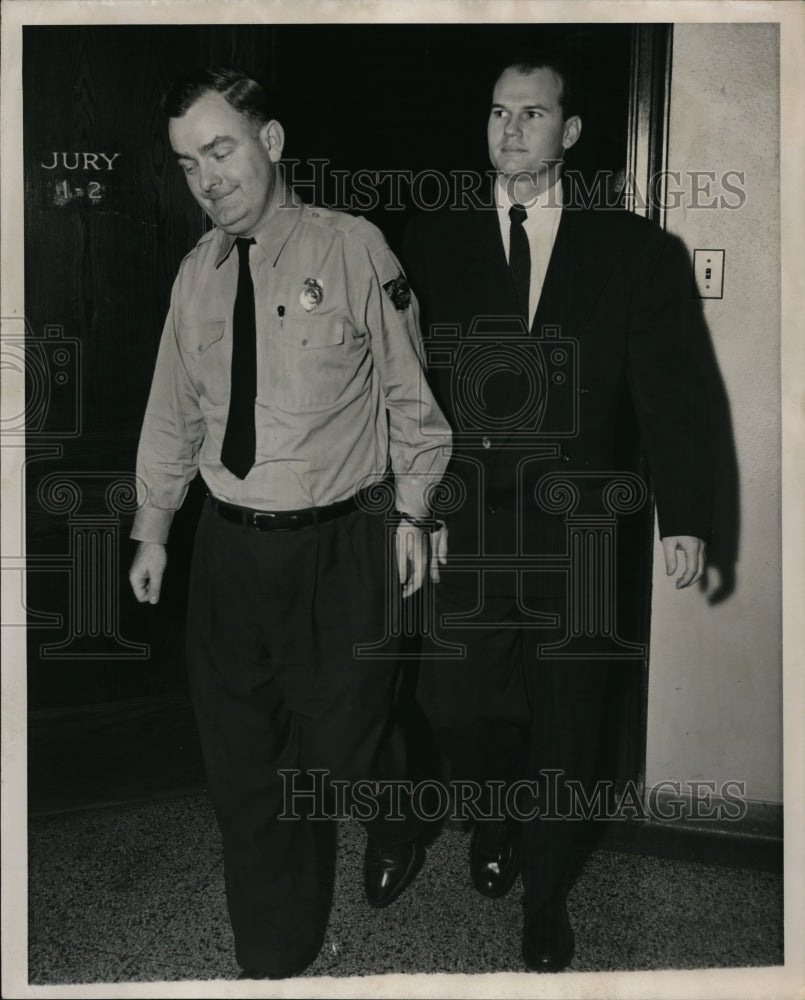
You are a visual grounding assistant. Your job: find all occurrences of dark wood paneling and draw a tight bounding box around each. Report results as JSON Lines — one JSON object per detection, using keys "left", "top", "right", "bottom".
{"left": 25, "top": 27, "right": 204, "bottom": 423}
{"left": 24, "top": 27, "right": 214, "bottom": 707}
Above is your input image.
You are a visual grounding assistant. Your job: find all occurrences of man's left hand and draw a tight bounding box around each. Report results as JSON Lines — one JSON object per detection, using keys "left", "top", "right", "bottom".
{"left": 395, "top": 520, "right": 448, "bottom": 598}
{"left": 661, "top": 535, "right": 706, "bottom": 589}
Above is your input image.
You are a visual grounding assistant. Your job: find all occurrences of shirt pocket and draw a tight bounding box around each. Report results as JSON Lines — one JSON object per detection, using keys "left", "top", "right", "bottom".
{"left": 180, "top": 317, "right": 226, "bottom": 354}
{"left": 268, "top": 316, "right": 363, "bottom": 411}
{"left": 179, "top": 317, "right": 228, "bottom": 403}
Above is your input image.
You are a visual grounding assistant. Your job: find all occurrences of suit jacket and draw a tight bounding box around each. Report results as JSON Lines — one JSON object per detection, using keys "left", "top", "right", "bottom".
{"left": 401, "top": 197, "right": 713, "bottom": 564}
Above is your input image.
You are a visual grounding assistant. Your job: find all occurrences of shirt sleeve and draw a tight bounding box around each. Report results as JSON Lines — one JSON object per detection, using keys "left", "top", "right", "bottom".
{"left": 359, "top": 234, "right": 453, "bottom": 518}
{"left": 131, "top": 272, "right": 206, "bottom": 544}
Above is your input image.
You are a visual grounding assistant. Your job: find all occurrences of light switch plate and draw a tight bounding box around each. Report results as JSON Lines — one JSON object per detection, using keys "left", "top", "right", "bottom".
{"left": 693, "top": 249, "right": 725, "bottom": 299}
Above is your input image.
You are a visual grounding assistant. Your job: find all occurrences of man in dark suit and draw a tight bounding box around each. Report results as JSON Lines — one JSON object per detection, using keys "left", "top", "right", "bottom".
{"left": 402, "top": 52, "right": 712, "bottom": 972}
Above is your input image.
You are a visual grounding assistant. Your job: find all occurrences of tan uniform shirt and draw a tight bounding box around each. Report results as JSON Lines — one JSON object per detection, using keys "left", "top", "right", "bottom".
{"left": 132, "top": 194, "right": 452, "bottom": 544}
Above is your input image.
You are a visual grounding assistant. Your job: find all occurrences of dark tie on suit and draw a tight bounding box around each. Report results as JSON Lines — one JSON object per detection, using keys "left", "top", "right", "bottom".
{"left": 221, "top": 237, "right": 257, "bottom": 480}
{"left": 508, "top": 203, "right": 530, "bottom": 320}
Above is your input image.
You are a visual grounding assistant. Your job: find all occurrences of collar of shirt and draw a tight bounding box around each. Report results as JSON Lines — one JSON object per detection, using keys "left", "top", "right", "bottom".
{"left": 495, "top": 173, "right": 564, "bottom": 248}
{"left": 213, "top": 185, "right": 305, "bottom": 269}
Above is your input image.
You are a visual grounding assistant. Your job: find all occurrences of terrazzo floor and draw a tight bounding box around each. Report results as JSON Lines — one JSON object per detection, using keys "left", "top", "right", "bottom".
{"left": 27, "top": 793, "right": 784, "bottom": 986}
{"left": 21, "top": 696, "right": 786, "bottom": 993}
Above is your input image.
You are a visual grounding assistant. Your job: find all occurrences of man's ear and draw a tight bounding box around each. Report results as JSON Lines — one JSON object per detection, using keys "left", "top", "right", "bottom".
{"left": 260, "top": 119, "right": 285, "bottom": 162}
{"left": 562, "top": 115, "right": 582, "bottom": 151}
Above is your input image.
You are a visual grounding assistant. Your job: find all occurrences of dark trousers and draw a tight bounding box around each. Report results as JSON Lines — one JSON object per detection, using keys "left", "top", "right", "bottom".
{"left": 186, "top": 499, "right": 417, "bottom": 974}
{"left": 418, "top": 572, "right": 610, "bottom": 905}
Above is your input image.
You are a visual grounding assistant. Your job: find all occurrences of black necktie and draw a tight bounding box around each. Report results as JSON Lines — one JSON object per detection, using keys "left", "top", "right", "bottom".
{"left": 220, "top": 237, "right": 257, "bottom": 479}
{"left": 508, "top": 203, "right": 530, "bottom": 320}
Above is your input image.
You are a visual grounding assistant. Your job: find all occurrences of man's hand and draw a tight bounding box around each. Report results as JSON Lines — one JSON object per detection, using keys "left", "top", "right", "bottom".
{"left": 661, "top": 535, "right": 706, "bottom": 589}
{"left": 430, "top": 521, "right": 449, "bottom": 584}
{"left": 129, "top": 542, "right": 167, "bottom": 605}
{"left": 394, "top": 520, "right": 448, "bottom": 598}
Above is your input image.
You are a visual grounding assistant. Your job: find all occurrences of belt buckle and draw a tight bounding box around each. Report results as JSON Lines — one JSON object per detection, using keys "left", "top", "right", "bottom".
{"left": 253, "top": 511, "right": 276, "bottom": 530}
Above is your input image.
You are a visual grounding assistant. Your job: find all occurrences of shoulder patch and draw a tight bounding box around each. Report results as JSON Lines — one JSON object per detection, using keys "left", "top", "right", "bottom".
{"left": 382, "top": 273, "right": 411, "bottom": 312}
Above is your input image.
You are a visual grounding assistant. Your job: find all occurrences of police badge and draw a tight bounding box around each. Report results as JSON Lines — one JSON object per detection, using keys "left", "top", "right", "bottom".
{"left": 300, "top": 277, "right": 324, "bottom": 312}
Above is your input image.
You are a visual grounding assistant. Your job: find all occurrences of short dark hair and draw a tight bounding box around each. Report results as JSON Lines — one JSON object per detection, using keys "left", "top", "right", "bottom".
{"left": 492, "top": 50, "right": 579, "bottom": 120}
{"left": 162, "top": 67, "right": 272, "bottom": 130}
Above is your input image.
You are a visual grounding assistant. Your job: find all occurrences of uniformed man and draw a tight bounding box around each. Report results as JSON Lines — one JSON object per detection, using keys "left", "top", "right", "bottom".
{"left": 128, "top": 67, "right": 452, "bottom": 980}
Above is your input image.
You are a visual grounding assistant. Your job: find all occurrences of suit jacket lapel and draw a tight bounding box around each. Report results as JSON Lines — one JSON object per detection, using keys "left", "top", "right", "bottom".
{"left": 494, "top": 208, "right": 615, "bottom": 449}
{"left": 532, "top": 208, "right": 614, "bottom": 336}
{"left": 530, "top": 208, "right": 569, "bottom": 334}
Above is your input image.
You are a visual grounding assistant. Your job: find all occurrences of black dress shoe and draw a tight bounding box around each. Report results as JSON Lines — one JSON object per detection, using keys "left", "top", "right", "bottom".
{"left": 522, "top": 894, "right": 575, "bottom": 972}
{"left": 364, "top": 837, "right": 424, "bottom": 908}
{"left": 469, "top": 820, "right": 519, "bottom": 898}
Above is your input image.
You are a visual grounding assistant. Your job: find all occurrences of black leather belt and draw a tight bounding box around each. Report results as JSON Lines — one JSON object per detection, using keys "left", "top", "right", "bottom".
{"left": 207, "top": 490, "right": 365, "bottom": 531}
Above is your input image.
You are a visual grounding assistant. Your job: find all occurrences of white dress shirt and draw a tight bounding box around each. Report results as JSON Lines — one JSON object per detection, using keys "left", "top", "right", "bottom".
{"left": 495, "top": 175, "right": 564, "bottom": 328}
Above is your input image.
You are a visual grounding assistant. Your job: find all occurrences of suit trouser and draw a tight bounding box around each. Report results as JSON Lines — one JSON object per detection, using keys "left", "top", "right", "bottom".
{"left": 186, "top": 499, "right": 417, "bottom": 974}
{"left": 418, "top": 572, "right": 609, "bottom": 905}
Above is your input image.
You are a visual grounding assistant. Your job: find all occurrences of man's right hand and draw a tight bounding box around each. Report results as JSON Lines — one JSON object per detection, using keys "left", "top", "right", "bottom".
{"left": 129, "top": 542, "right": 167, "bottom": 605}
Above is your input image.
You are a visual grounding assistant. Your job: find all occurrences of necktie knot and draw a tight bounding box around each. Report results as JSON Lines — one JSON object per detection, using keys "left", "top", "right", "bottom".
{"left": 236, "top": 236, "right": 255, "bottom": 260}
{"left": 509, "top": 203, "right": 528, "bottom": 227}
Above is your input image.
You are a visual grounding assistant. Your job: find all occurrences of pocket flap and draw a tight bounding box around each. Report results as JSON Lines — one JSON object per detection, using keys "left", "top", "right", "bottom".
{"left": 181, "top": 318, "right": 226, "bottom": 354}
{"left": 278, "top": 317, "right": 345, "bottom": 350}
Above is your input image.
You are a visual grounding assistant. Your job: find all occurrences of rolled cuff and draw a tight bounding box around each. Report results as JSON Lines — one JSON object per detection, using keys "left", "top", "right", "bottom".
{"left": 130, "top": 504, "right": 176, "bottom": 545}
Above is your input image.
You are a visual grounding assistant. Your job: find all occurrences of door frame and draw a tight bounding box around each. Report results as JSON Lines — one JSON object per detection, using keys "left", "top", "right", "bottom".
{"left": 627, "top": 24, "right": 674, "bottom": 226}
{"left": 622, "top": 23, "right": 674, "bottom": 798}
